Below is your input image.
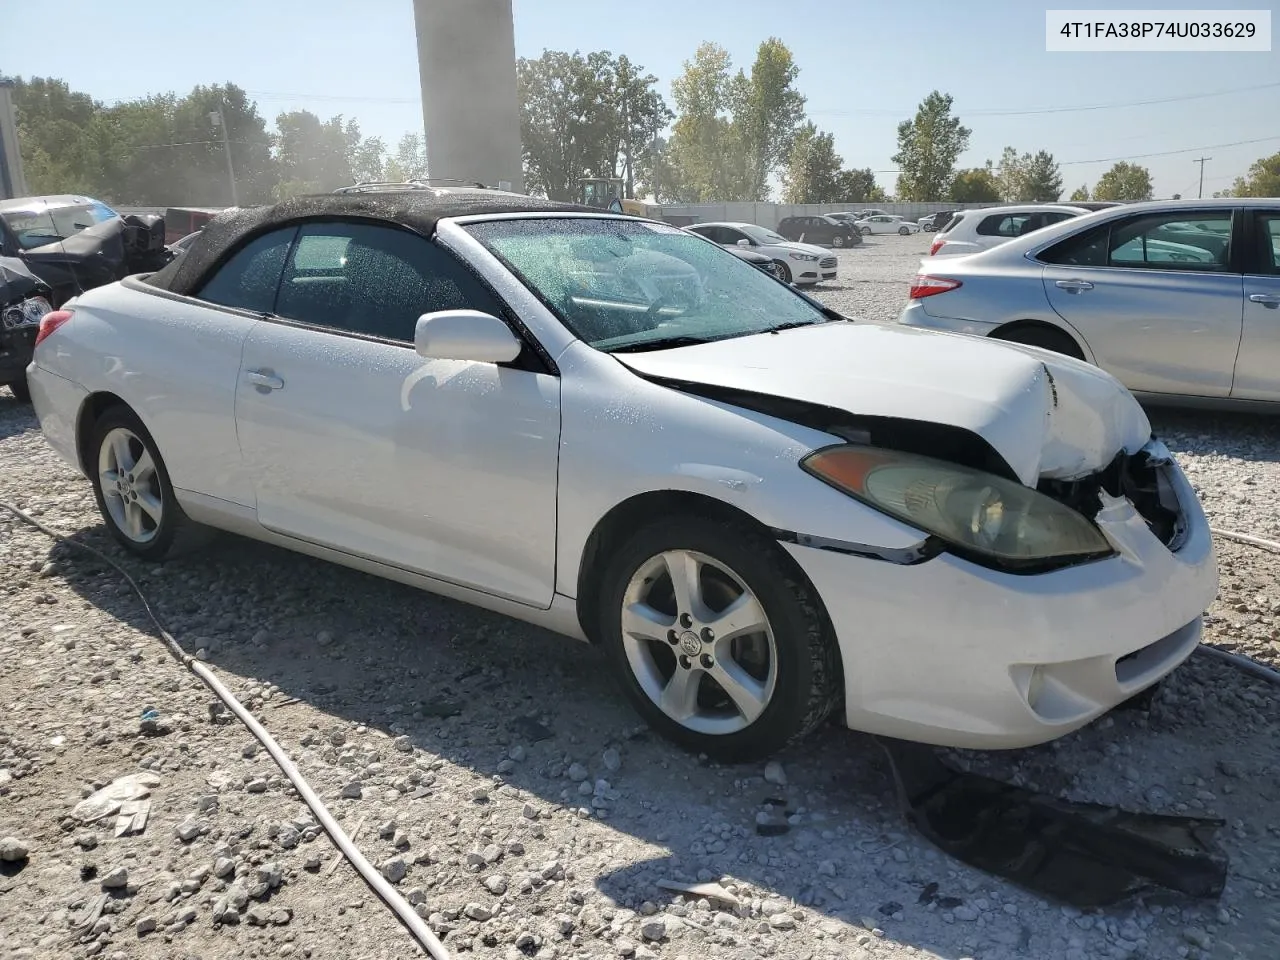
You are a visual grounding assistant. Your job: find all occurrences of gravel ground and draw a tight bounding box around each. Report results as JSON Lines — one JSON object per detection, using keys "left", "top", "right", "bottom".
{"left": 2, "top": 239, "right": 1278, "bottom": 960}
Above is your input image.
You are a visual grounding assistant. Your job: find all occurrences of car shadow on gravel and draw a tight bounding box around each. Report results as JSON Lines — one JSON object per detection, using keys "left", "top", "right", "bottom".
{"left": 0, "top": 394, "right": 39, "bottom": 441}
{"left": 45, "top": 520, "right": 1268, "bottom": 959}
{"left": 1149, "top": 408, "right": 1280, "bottom": 465}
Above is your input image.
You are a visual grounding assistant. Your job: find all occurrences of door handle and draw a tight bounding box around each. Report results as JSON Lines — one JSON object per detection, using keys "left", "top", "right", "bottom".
{"left": 1055, "top": 279, "right": 1094, "bottom": 292}
{"left": 1248, "top": 292, "right": 1280, "bottom": 307}
{"left": 245, "top": 369, "right": 284, "bottom": 390}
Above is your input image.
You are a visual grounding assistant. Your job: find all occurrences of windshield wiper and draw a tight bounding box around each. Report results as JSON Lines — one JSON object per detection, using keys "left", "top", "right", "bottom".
{"left": 606, "top": 335, "right": 717, "bottom": 353}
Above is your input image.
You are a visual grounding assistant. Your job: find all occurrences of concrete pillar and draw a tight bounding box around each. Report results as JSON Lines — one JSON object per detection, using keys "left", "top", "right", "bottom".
{"left": 412, "top": 0, "right": 524, "bottom": 193}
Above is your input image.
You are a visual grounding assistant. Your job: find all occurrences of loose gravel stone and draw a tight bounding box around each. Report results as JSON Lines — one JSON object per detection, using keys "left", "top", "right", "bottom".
{"left": 0, "top": 837, "right": 29, "bottom": 861}
{"left": 100, "top": 866, "right": 129, "bottom": 890}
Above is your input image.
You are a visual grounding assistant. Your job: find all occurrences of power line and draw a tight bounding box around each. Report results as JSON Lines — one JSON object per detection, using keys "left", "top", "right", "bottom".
{"left": 808, "top": 80, "right": 1280, "bottom": 119}
{"left": 1058, "top": 134, "right": 1279, "bottom": 167}
{"left": 231, "top": 80, "right": 1280, "bottom": 118}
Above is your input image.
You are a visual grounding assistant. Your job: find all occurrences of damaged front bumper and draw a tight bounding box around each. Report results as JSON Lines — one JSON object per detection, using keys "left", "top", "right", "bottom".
{"left": 783, "top": 439, "right": 1218, "bottom": 749}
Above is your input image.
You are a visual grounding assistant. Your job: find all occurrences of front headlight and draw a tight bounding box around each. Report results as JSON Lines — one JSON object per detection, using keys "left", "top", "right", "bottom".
{"left": 789, "top": 252, "right": 819, "bottom": 261}
{"left": 1, "top": 296, "right": 53, "bottom": 330}
{"left": 801, "top": 445, "right": 1114, "bottom": 568}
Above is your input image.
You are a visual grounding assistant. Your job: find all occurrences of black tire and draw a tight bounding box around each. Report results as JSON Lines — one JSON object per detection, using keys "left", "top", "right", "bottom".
{"left": 87, "top": 405, "right": 203, "bottom": 561}
{"left": 993, "top": 324, "right": 1086, "bottom": 361}
{"left": 898, "top": 226, "right": 910, "bottom": 235}
{"left": 860, "top": 226, "right": 872, "bottom": 236}
{"left": 5, "top": 379, "right": 30, "bottom": 403}
{"left": 596, "top": 514, "right": 842, "bottom": 762}
{"left": 832, "top": 235, "right": 845, "bottom": 248}
{"left": 773, "top": 260, "right": 792, "bottom": 284}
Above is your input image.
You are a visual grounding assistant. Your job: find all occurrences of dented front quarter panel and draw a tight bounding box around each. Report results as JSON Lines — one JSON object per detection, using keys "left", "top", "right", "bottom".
{"left": 552, "top": 341, "right": 935, "bottom": 599}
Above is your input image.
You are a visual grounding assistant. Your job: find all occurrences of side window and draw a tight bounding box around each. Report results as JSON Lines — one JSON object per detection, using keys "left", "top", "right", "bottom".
{"left": 722, "top": 229, "right": 748, "bottom": 245}
{"left": 194, "top": 227, "right": 296, "bottom": 313}
{"left": 1042, "top": 212, "right": 1076, "bottom": 227}
{"left": 1109, "top": 211, "right": 1232, "bottom": 271}
{"left": 1039, "top": 224, "right": 1109, "bottom": 267}
{"left": 1252, "top": 213, "right": 1280, "bottom": 275}
{"left": 977, "top": 214, "right": 1029, "bottom": 237}
{"left": 275, "top": 222, "right": 505, "bottom": 342}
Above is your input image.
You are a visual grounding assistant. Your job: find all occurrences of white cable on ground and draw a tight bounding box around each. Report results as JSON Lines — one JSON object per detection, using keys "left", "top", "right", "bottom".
{"left": 0, "top": 500, "right": 451, "bottom": 960}
{"left": 1210, "top": 527, "right": 1280, "bottom": 554}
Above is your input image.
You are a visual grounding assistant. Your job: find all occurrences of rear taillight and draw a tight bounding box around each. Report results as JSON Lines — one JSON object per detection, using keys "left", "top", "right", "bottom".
{"left": 929, "top": 236, "right": 946, "bottom": 255}
{"left": 35, "top": 309, "right": 74, "bottom": 346}
{"left": 909, "top": 276, "right": 962, "bottom": 299}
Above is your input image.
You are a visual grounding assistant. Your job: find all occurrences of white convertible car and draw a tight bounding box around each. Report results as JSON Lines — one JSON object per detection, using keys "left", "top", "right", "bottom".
{"left": 26, "top": 189, "right": 1218, "bottom": 760}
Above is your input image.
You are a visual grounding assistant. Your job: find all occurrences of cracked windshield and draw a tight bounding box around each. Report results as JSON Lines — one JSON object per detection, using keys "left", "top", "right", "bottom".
{"left": 2, "top": 3, "right": 1279, "bottom": 960}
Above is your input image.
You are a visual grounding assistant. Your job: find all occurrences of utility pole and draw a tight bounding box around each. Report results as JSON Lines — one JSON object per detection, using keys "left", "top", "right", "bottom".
{"left": 1193, "top": 156, "right": 1211, "bottom": 199}
{"left": 209, "top": 95, "right": 239, "bottom": 206}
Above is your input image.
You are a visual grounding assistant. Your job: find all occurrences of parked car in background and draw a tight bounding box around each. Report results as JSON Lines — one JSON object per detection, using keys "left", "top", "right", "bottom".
{"left": 686, "top": 222, "right": 837, "bottom": 285}
{"left": 777, "top": 215, "right": 863, "bottom": 248}
{"left": 929, "top": 204, "right": 1089, "bottom": 257}
{"left": 1069, "top": 201, "right": 1125, "bottom": 211}
{"left": 721, "top": 241, "right": 783, "bottom": 279}
{"left": 0, "top": 257, "right": 55, "bottom": 402}
{"left": 918, "top": 211, "right": 955, "bottom": 232}
{"left": 27, "top": 189, "right": 1218, "bottom": 760}
{"left": 856, "top": 215, "right": 920, "bottom": 236}
{"left": 899, "top": 198, "right": 1280, "bottom": 406}
{"left": 0, "top": 195, "right": 173, "bottom": 306}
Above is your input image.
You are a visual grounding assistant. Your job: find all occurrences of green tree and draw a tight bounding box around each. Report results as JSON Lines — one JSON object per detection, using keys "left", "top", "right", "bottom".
{"left": 273, "top": 110, "right": 356, "bottom": 197}
{"left": 346, "top": 124, "right": 386, "bottom": 184}
{"left": 668, "top": 42, "right": 748, "bottom": 201}
{"left": 892, "top": 91, "right": 970, "bottom": 201}
{"left": 1022, "top": 150, "right": 1063, "bottom": 201}
{"left": 1226, "top": 150, "right": 1280, "bottom": 197}
{"left": 1093, "top": 161, "right": 1153, "bottom": 201}
{"left": 950, "top": 164, "right": 1000, "bottom": 202}
{"left": 610, "top": 55, "right": 672, "bottom": 198}
{"left": 782, "top": 123, "right": 843, "bottom": 202}
{"left": 7, "top": 76, "right": 105, "bottom": 195}
{"left": 1069, "top": 184, "right": 1090, "bottom": 202}
{"left": 994, "top": 147, "right": 1025, "bottom": 202}
{"left": 516, "top": 49, "right": 651, "bottom": 200}
{"left": 834, "top": 167, "right": 885, "bottom": 203}
{"left": 384, "top": 133, "right": 428, "bottom": 182}
{"left": 731, "top": 38, "right": 806, "bottom": 200}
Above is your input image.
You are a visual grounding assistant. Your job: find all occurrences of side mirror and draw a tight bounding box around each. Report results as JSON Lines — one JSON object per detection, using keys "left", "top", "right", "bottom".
{"left": 414, "top": 310, "right": 522, "bottom": 364}
{"left": 736, "top": 238, "right": 752, "bottom": 247}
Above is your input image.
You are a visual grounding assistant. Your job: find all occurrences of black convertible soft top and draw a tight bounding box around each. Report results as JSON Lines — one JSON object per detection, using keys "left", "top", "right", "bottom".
{"left": 145, "top": 189, "right": 598, "bottom": 297}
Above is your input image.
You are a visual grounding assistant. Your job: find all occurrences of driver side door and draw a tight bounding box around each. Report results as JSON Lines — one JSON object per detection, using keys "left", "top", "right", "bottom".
{"left": 233, "top": 220, "right": 562, "bottom": 607}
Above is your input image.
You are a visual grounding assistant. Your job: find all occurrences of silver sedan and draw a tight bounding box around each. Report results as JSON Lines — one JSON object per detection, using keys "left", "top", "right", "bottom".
{"left": 897, "top": 198, "right": 1280, "bottom": 407}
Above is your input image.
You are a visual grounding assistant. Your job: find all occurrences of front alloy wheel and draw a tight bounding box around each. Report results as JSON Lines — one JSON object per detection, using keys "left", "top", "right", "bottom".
{"left": 833, "top": 235, "right": 845, "bottom": 248}
{"left": 598, "top": 515, "right": 841, "bottom": 761}
{"left": 898, "top": 226, "right": 910, "bottom": 235}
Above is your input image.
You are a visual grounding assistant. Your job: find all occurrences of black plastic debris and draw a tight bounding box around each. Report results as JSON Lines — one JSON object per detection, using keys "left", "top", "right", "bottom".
{"left": 877, "top": 737, "right": 1228, "bottom": 907}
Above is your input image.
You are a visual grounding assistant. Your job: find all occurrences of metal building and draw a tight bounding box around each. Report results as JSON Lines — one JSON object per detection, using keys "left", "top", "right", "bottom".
{"left": 412, "top": 0, "right": 524, "bottom": 193}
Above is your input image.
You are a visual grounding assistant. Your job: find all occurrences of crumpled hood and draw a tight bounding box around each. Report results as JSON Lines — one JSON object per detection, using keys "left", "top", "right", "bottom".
{"left": 615, "top": 322, "right": 1152, "bottom": 486}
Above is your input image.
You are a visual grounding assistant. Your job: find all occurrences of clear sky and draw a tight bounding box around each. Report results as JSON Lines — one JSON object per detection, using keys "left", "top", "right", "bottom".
{"left": 4, "top": 0, "right": 1278, "bottom": 198}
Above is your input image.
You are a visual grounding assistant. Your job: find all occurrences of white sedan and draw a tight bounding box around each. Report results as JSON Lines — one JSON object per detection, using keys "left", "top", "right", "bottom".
{"left": 26, "top": 190, "right": 1217, "bottom": 759}
{"left": 685, "top": 221, "right": 836, "bottom": 286}
{"left": 856, "top": 214, "right": 920, "bottom": 236}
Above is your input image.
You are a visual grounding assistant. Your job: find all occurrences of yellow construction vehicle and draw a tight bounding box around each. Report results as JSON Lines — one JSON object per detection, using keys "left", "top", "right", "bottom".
{"left": 579, "top": 177, "right": 657, "bottom": 218}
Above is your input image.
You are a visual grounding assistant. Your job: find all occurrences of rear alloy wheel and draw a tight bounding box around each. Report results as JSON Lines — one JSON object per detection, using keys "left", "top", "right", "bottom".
{"left": 898, "top": 226, "right": 910, "bottom": 235}
{"left": 833, "top": 235, "right": 845, "bottom": 248}
{"left": 860, "top": 226, "right": 872, "bottom": 236}
{"left": 598, "top": 515, "right": 840, "bottom": 761}
{"left": 89, "top": 406, "right": 199, "bottom": 560}
{"left": 773, "top": 260, "right": 792, "bottom": 283}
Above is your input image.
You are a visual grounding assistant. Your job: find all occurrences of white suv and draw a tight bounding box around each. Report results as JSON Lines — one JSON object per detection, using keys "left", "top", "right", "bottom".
{"left": 929, "top": 204, "right": 1089, "bottom": 257}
